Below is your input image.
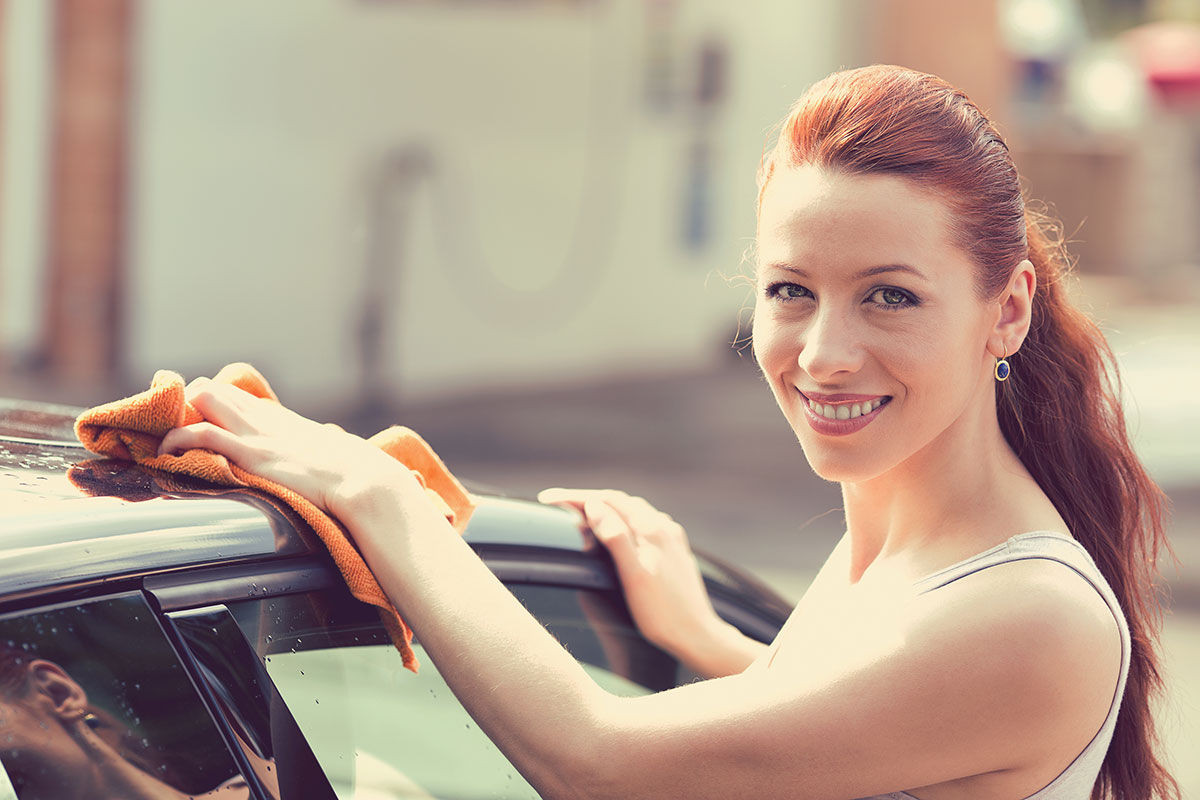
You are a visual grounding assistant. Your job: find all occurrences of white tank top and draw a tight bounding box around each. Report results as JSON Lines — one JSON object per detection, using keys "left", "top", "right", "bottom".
{"left": 856, "top": 531, "right": 1131, "bottom": 800}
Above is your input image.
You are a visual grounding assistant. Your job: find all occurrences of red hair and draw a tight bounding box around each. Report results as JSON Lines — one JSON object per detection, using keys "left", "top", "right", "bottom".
{"left": 757, "top": 65, "right": 1180, "bottom": 800}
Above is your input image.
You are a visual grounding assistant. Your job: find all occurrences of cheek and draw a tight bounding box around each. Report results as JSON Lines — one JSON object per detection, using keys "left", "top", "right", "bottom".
{"left": 895, "top": 318, "right": 982, "bottom": 410}
{"left": 750, "top": 311, "right": 787, "bottom": 368}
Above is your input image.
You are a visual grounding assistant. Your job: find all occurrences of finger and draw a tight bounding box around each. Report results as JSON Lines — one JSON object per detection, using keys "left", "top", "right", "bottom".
{"left": 187, "top": 380, "right": 261, "bottom": 436}
{"left": 158, "top": 421, "right": 250, "bottom": 463}
{"left": 583, "top": 497, "right": 638, "bottom": 564}
{"left": 537, "top": 487, "right": 599, "bottom": 510}
{"left": 595, "top": 492, "right": 679, "bottom": 543}
{"left": 602, "top": 492, "right": 655, "bottom": 526}
{"left": 535, "top": 489, "right": 590, "bottom": 530}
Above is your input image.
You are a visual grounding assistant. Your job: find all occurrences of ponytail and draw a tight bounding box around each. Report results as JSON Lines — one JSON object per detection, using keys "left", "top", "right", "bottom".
{"left": 1000, "top": 206, "right": 1180, "bottom": 800}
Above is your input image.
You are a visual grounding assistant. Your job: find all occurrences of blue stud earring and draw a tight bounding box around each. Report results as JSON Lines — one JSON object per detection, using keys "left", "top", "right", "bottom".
{"left": 994, "top": 345, "right": 1011, "bottom": 382}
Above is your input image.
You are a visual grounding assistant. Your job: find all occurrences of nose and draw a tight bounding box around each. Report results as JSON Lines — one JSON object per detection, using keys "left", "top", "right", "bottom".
{"left": 795, "top": 306, "right": 866, "bottom": 383}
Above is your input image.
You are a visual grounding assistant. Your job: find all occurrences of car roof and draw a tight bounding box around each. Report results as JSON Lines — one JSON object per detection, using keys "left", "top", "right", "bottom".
{"left": 0, "top": 398, "right": 594, "bottom": 591}
{"left": 0, "top": 398, "right": 791, "bottom": 620}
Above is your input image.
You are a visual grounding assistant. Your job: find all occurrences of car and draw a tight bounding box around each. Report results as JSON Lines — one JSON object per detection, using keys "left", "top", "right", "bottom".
{"left": 0, "top": 397, "right": 791, "bottom": 799}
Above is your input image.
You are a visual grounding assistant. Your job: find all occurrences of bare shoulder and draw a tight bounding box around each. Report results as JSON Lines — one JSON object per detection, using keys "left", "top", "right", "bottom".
{"left": 912, "top": 555, "right": 1123, "bottom": 770}
{"left": 936, "top": 555, "right": 1122, "bottom": 663}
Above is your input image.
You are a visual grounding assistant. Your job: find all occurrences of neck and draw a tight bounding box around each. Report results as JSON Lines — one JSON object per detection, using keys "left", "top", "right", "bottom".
{"left": 839, "top": 384, "right": 1039, "bottom": 585}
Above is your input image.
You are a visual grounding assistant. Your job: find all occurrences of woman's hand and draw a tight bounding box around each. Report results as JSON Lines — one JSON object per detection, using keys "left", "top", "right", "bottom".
{"left": 158, "top": 378, "right": 414, "bottom": 517}
{"left": 537, "top": 488, "right": 763, "bottom": 676}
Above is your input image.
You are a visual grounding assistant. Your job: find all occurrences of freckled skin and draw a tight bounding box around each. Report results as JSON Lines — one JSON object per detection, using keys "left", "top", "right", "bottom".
{"left": 752, "top": 166, "right": 999, "bottom": 486}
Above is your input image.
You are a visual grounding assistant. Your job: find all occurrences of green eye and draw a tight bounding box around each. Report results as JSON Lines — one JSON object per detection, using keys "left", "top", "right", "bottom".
{"left": 868, "top": 287, "right": 917, "bottom": 309}
{"left": 764, "top": 282, "right": 811, "bottom": 301}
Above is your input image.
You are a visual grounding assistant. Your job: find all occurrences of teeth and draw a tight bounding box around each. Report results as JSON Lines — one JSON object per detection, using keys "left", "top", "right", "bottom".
{"left": 808, "top": 397, "right": 886, "bottom": 420}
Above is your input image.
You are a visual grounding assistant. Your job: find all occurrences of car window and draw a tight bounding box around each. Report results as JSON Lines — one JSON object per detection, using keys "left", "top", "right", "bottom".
{"left": 227, "top": 582, "right": 681, "bottom": 799}
{"left": 0, "top": 594, "right": 247, "bottom": 799}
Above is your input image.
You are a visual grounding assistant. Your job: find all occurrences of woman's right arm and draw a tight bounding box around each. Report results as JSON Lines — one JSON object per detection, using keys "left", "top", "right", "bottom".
{"left": 536, "top": 488, "right": 769, "bottom": 678}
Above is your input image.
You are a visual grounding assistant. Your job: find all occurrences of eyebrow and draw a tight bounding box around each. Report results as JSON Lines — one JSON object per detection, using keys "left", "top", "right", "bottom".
{"left": 766, "top": 262, "right": 930, "bottom": 282}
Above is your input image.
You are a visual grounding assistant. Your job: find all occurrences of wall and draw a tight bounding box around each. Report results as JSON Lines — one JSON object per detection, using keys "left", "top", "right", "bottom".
{"left": 0, "top": 0, "right": 844, "bottom": 407}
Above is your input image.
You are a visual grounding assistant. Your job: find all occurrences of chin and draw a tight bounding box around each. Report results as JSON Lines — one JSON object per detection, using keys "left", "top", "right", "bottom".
{"left": 796, "top": 437, "right": 891, "bottom": 484}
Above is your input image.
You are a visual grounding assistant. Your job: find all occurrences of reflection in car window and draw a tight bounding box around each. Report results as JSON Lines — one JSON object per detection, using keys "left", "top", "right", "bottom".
{"left": 229, "top": 583, "right": 680, "bottom": 799}
{"left": 0, "top": 594, "right": 246, "bottom": 799}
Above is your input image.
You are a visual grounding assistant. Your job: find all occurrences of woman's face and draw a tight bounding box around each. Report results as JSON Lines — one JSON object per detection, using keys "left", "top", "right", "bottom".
{"left": 752, "top": 166, "right": 997, "bottom": 484}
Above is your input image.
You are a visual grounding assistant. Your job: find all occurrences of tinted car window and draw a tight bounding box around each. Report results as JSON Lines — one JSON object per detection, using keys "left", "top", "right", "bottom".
{"left": 0, "top": 594, "right": 246, "bottom": 798}
{"left": 227, "top": 583, "right": 681, "bottom": 799}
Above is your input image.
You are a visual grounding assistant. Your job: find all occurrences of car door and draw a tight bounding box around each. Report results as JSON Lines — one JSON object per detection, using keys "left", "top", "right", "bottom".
{"left": 148, "top": 544, "right": 781, "bottom": 800}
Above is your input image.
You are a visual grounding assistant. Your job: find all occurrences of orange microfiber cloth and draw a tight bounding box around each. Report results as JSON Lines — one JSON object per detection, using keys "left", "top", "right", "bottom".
{"left": 74, "top": 362, "right": 475, "bottom": 673}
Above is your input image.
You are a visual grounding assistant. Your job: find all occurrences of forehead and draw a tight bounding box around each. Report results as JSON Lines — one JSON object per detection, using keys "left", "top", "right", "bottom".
{"left": 757, "top": 166, "right": 965, "bottom": 276}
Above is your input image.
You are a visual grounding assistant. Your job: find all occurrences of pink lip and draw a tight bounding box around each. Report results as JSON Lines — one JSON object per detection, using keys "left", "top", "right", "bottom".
{"left": 797, "top": 391, "right": 892, "bottom": 436}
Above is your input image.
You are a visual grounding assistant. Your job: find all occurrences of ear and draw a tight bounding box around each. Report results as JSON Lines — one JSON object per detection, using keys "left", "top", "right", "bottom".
{"left": 28, "top": 660, "right": 89, "bottom": 721}
{"left": 989, "top": 259, "right": 1035, "bottom": 358}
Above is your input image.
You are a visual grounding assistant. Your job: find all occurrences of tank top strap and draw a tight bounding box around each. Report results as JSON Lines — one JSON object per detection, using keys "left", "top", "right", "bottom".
{"left": 913, "top": 531, "right": 1112, "bottom": 598}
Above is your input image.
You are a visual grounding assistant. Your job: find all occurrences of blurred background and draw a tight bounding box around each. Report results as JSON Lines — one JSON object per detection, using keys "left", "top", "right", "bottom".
{"left": 2, "top": 0, "right": 1198, "bottom": 792}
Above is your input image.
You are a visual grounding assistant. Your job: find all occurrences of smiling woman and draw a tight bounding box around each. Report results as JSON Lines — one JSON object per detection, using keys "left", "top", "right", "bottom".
{"left": 747, "top": 65, "right": 1178, "bottom": 800}
{"left": 156, "top": 64, "right": 1179, "bottom": 800}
